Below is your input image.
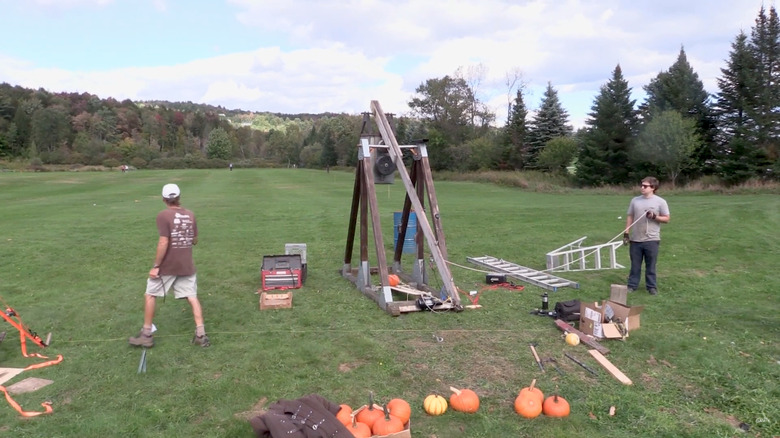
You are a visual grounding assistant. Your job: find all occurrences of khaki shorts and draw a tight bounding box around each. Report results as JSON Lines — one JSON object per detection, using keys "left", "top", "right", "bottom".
{"left": 145, "top": 274, "right": 197, "bottom": 299}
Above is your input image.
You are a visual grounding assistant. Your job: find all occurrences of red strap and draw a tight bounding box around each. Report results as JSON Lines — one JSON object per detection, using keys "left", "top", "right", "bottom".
{"left": 0, "top": 386, "right": 53, "bottom": 417}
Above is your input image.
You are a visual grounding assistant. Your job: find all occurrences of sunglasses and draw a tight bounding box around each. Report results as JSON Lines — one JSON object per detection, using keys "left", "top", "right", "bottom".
{"left": 640, "top": 184, "right": 652, "bottom": 188}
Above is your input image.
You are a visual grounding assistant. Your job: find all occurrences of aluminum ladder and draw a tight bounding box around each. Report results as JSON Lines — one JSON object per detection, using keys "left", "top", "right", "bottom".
{"left": 467, "top": 255, "right": 579, "bottom": 292}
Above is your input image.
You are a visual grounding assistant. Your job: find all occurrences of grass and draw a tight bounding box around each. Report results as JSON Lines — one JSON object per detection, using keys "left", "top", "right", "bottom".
{"left": 0, "top": 168, "right": 778, "bottom": 438}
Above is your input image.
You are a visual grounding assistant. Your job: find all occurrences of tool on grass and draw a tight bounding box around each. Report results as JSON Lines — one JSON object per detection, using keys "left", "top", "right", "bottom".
{"left": 529, "top": 342, "right": 545, "bottom": 372}
{"left": 542, "top": 357, "right": 563, "bottom": 375}
{"left": 564, "top": 352, "right": 598, "bottom": 376}
{"left": 138, "top": 348, "right": 148, "bottom": 374}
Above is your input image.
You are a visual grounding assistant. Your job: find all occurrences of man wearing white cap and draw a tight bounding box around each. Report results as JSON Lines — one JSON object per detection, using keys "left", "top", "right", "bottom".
{"left": 129, "top": 183, "right": 209, "bottom": 347}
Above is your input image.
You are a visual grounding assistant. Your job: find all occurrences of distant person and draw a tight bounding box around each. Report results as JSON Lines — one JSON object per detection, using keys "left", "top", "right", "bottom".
{"left": 229, "top": 163, "right": 233, "bottom": 171}
{"left": 121, "top": 164, "right": 127, "bottom": 173}
{"left": 624, "top": 176, "right": 670, "bottom": 295}
{"left": 129, "top": 183, "right": 210, "bottom": 348}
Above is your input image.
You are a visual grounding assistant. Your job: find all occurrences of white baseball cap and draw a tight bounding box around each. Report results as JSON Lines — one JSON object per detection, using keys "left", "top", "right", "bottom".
{"left": 162, "top": 183, "right": 180, "bottom": 199}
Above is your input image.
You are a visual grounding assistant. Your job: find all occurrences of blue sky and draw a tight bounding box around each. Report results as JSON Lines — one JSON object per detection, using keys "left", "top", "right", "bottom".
{"left": 0, "top": 0, "right": 765, "bottom": 128}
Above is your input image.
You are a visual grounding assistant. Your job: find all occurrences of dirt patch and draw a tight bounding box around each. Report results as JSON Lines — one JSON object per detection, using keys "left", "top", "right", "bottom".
{"left": 234, "top": 396, "right": 268, "bottom": 420}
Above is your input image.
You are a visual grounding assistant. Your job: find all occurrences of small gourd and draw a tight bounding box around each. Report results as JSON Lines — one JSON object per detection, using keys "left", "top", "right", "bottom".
{"left": 355, "top": 392, "right": 384, "bottom": 426}
{"left": 449, "top": 386, "right": 480, "bottom": 413}
{"left": 565, "top": 332, "right": 580, "bottom": 346}
{"left": 336, "top": 403, "right": 352, "bottom": 426}
{"left": 542, "top": 394, "right": 570, "bottom": 417}
{"left": 387, "top": 397, "right": 411, "bottom": 424}
{"left": 371, "top": 404, "right": 404, "bottom": 436}
{"left": 422, "top": 394, "right": 447, "bottom": 416}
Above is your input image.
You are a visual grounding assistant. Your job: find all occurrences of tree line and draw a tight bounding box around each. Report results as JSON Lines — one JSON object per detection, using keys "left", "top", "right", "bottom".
{"left": 0, "top": 6, "right": 777, "bottom": 186}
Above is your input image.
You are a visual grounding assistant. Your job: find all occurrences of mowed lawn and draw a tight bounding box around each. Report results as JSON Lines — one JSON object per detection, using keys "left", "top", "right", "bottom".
{"left": 0, "top": 168, "right": 778, "bottom": 437}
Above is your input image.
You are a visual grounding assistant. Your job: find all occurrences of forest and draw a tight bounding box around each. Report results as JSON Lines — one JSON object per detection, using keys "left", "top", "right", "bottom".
{"left": 0, "top": 6, "right": 777, "bottom": 187}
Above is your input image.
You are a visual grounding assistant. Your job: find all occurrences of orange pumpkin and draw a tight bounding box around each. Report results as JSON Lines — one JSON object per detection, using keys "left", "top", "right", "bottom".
{"left": 346, "top": 416, "right": 372, "bottom": 438}
{"left": 542, "top": 394, "right": 570, "bottom": 417}
{"left": 514, "top": 393, "right": 543, "bottom": 418}
{"left": 355, "top": 392, "right": 384, "bottom": 427}
{"left": 336, "top": 404, "right": 353, "bottom": 426}
{"left": 449, "top": 386, "right": 480, "bottom": 413}
{"left": 388, "top": 274, "right": 400, "bottom": 286}
{"left": 371, "top": 404, "right": 404, "bottom": 436}
{"left": 387, "top": 397, "right": 411, "bottom": 424}
{"left": 518, "top": 379, "right": 544, "bottom": 403}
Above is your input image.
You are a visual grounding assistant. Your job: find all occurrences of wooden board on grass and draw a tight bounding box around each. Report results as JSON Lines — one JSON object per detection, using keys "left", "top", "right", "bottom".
{"left": 588, "top": 350, "right": 632, "bottom": 385}
{"left": 0, "top": 368, "right": 25, "bottom": 386}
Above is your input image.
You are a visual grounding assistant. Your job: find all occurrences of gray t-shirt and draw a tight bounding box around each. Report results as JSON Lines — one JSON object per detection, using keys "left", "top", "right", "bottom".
{"left": 627, "top": 194, "right": 669, "bottom": 242}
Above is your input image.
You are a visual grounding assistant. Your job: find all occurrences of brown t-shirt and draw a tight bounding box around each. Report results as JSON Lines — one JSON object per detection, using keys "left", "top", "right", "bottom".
{"left": 156, "top": 207, "right": 197, "bottom": 276}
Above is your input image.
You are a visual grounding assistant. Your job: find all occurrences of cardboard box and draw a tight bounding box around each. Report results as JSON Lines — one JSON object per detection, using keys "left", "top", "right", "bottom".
{"left": 352, "top": 404, "right": 411, "bottom": 438}
{"left": 579, "top": 300, "right": 644, "bottom": 339}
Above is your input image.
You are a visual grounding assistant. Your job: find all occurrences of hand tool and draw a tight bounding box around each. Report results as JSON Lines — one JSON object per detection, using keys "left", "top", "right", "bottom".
{"left": 529, "top": 342, "right": 545, "bottom": 372}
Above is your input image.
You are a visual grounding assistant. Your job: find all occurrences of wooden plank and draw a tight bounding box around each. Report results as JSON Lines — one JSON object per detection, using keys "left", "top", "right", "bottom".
{"left": 259, "top": 291, "right": 293, "bottom": 310}
{"left": 554, "top": 319, "right": 610, "bottom": 355}
{"left": 588, "top": 350, "right": 632, "bottom": 385}
{"left": 0, "top": 368, "right": 25, "bottom": 386}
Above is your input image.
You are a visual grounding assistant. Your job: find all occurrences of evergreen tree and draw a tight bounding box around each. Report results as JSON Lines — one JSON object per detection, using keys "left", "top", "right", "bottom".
{"left": 503, "top": 88, "right": 529, "bottom": 169}
{"left": 714, "top": 31, "right": 765, "bottom": 182}
{"left": 527, "top": 82, "right": 572, "bottom": 166}
{"left": 640, "top": 48, "right": 716, "bottom": 177}
{"left": 748, "top": 5, "right": 780, "bottom": 173}
{"left": 577, "top": 65, "right": 638, "bottom": 186}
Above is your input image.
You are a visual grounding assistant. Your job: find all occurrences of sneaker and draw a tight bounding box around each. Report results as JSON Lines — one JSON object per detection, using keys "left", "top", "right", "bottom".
{"left": 627, "top": 287, "right": 636, "bottom": 293}
{"left": 129, "top": 331, "right": 154, "bottom": 347}
{"left": 648, "top": 288, "right": 658, "bottom": 295}
{"left": 192, "top": 334, "right": 210, "bottom": 348}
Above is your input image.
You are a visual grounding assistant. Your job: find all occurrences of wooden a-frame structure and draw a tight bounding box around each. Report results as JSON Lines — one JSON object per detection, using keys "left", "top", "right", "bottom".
{"left": 341, "top": 100, "right": 462, "bottom": 315}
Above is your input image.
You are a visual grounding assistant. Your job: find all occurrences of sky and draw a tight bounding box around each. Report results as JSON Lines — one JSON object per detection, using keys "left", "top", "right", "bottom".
{"left": 0, "top": 0, "right": 768, "bottom": 129}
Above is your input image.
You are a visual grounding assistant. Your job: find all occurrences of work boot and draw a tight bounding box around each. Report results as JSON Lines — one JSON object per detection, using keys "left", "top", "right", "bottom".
{"left": 192, "top": 334, "right": 210, "bottom": 348}
{"left": 648, "top": 288, "right": 658, "bottom": 295}
{"left": 129, "top": 331, "right": 154, "bottom": 347}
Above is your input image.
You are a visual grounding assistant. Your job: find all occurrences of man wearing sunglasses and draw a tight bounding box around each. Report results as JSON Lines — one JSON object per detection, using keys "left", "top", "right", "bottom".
{"left": 624, "top": 176, "right": 670, "bottom": 295}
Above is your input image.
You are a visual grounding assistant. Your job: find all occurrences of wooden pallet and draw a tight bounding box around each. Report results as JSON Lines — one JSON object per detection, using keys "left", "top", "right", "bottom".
{"left": 259, "top": 291, "right": 293, "bottom": 310}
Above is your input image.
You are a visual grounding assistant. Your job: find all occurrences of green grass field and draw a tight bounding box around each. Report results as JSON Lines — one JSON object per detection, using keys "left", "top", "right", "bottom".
{"left": 0, "top": 168, "right": 778, "bottom": 437}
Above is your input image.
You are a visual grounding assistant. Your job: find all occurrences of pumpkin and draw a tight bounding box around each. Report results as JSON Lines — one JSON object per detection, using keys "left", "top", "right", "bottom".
{"left": 518, "top": 379, "right": 544, "bottom": 403}
{"left": 514, "top": 393, "right": 543, "bottom": 418}
{"left": 355, "top": 392, "right": 384, "bottom": 427}
{"left": 449, "top": 386, "right": 480, "bottom": 413}
{"left": 542, "top": 394, "right": 570, "bottom": 417}
{"left": 371, "top": 404, "right": 404, "bottom": 436}
{"left": 423, "top": 394, "right": 448, "bottom": 416}
{"left": 346, "top": 416, "right": 372, "bottom": 438}
{"left": 387, "top": 397, "right": 411, "bottom": 424}
{"left": 565, "top": 332, "right": 580, "bottom": 346}
{"left": 336, "top": 403, "right": 353, "bottom": 426}
{"left": 388, "top": 274, "right": 400, "bottom": 286}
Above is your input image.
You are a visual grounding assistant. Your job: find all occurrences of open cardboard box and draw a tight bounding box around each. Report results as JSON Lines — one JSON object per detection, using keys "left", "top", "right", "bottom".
{"left": 352, "top": 404, "right": 411, "bottom": 438}
{"left": 579, "top": 300, "right": 644, "bottom": 339}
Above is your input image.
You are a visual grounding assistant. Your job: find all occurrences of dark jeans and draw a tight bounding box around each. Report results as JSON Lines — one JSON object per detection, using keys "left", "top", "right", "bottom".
{"left": 627, "top": 240, "right": 660, "bottom": 290}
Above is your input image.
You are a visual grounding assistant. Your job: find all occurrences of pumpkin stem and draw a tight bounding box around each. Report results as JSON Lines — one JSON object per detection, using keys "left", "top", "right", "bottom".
{"left": 449, "top": 386, "right": 461, "bottom": 396}
{"left": 383, "top": 403, "right": 391, "bottom": 420}
{"left": 529, "top": 379, "right": 537, "bottom": 391}
{"left": 368, "top": 391, "right": 375, "bottom": 410}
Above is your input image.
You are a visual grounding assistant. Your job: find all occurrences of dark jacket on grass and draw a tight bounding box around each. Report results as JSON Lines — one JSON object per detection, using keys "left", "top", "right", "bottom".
{"left": 250, "top": 393, "right": 352, "bottom": 438}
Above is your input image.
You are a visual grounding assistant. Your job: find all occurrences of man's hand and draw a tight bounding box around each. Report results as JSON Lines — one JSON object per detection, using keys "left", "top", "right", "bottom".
{"left": 149, "top": 266, "right": 160, "bottom": 279}
{"left": 623, "top": 232, "right": 630, "bottom": 246}
{"left": 646, "top": 211, "right": 657, "bottom": 220}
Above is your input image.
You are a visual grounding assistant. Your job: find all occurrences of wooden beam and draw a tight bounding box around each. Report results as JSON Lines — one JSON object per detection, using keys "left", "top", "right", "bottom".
{"left": 588, "top": 350, "right": 632, "bottom": 385}
{"left": 371, "top": 100, "right": 460, "bottom": 307}
{"left": 554, "top": 319, "right": 610, "bottom": 355}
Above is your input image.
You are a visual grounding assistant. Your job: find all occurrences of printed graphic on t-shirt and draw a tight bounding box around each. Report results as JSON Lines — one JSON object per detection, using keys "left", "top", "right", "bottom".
{"left": 171, "top": 212, "right": 194, "bottom": 248}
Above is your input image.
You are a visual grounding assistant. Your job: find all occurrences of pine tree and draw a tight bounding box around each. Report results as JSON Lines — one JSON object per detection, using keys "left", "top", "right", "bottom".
{"left": 527, "top": 82, "right": 572, "bottom": 166}
{"left": 640, "top": 48, "right": 716, "bottom": 177}
{"left": 714, "top": 31, "right": 765, "bottom": 182}
{"left": 503, "top": 88, "right": 529, "bottom": 169}
{"left": 748, "top": 5, "right": 780, "bottom": 173}
{"left": 577, "top": 65, "right": 638, "bottom": 186}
